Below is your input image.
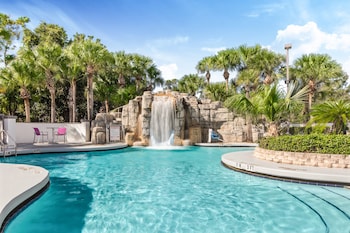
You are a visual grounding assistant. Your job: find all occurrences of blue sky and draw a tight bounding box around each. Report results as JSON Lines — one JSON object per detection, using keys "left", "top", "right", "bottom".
{"left": 2, "top": 0, "right": 350, "bottom": 82}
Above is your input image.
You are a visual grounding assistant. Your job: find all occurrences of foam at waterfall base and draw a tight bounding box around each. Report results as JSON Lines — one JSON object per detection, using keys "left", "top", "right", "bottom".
{"left": 145, "top": 145, "right": 188, "bottom": 150}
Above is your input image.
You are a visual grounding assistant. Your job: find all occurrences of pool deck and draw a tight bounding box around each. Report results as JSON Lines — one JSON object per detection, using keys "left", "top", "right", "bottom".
{"left": 1, "top": 142, "right": 350, "bottom": 231}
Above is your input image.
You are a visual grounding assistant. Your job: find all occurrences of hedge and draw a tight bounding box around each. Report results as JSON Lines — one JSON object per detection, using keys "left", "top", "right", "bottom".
{"left": 258, "top": 134, "right": 350, "bottom": 155}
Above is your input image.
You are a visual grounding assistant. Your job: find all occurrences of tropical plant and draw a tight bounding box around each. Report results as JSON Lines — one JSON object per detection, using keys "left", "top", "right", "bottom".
{"left": 33, "top": 42, "right": 63, "bottom": 123}
{"left": 0, "top": 13, "right": 29, "bottom": 66}
{"left": 204, "top": 82, "right": 235, "bottom": 102}
{"left": 63, "top": 34, "right": 85, "bottom": 122}
{"left": 177, "top": 74, "right": 205, "bottom": 96}
{"left": 79, "top": 36, "right": 109, "bottom": 121}
{"left": 196, "top": 56, "right": 215, "bottom": 84}
{"left": 146, "top": 64, "right": 164, "bottom": 91}
{"left": 307, "top": 100, "right": 350, "bottom": 134}
{"left": 225, "top": 81, "right": 308, "bottom": 136}
{"left": 213, "top": 48, "right": 239, "bottom": 91}
{"left": 113, "top": 51, "right": 133, "bottom": 88}
{"left": 292, "top": 54, "right": 346, "bottom": 118}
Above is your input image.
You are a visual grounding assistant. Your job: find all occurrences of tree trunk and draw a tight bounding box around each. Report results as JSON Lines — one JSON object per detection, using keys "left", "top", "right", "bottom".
{"left": 206, "top": 71, "right": 211, "bottom": 84}
{"left": 105, "top": 99, "right": 109, "bottom": 113}
{"left": 72, "top": 80, "right": 77, "bottom": 122}
{"left": 223, "top": 69, "right": 230, "bottom": 91}
{"left": 50, "top": 89, "right": 56, "bottom": 123}
{"left": 267, "top": 122, "right": 278, "bottom": 137}
{"left": 45, "top": 70, "right": 56, "bottom": 123}
{"left": 24, "top": 98, "right": 31, "bottom": 123}
{"left": 86, "top": 64, "right": 94, "bottom": 121}
{"left": 20, "top": 87, "right": 31, "bottom": 122}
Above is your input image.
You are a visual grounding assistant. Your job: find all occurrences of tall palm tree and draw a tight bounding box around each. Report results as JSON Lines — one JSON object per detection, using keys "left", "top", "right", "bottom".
{"left": 196, "top": 56, "right": 215, "bottom": 84}
{"left": 254, "top": 48, "right": 284, "bottom": 85}
{"left": 214, "top": 48, "right": 239, "bottom": 91}
{"left": 146, "top": 64, "right": 163, "bottom": 91}
{"left": 63, "top": 36, "right": 85, "bottom": 122}
{"left": 79, "top": 37, "right": 109, "bottom": 121}
{"left": 293, "top": 54, "right": 346, "bottom": 118}
{"left": 7, "top": 58, "right": 39, "bottom": 122}
{"left": 34, "top": 42, "right": 63, "bottom": 123}
{"left": 113, "top": 51, "right": 133, "bottom": 88}
{"left": 131, "top": 54, "right": 152, "bottom": 92}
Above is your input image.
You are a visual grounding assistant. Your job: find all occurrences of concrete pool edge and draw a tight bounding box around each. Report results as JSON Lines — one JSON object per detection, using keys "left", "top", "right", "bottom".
{"left": 222, "top": 151, "right": 350, "bottom": 187}
{"left": 0, "top": 164, "right": 50, "bottom": 232}
{"left": 0, "top": 142, "right": 128, "bottom": 232}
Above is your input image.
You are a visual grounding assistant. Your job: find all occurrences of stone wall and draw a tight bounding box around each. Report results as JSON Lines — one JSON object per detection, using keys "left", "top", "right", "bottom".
{"left": 121, "top": 91, "right": 265, "bottom": 145}
{"left": 254, "top": 147, "right": 350, "bottom": 168}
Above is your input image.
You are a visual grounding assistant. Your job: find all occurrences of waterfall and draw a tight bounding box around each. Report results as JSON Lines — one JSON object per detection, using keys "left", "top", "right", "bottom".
{"left": 150, "top": 96, "right": 175, "bottom": 146}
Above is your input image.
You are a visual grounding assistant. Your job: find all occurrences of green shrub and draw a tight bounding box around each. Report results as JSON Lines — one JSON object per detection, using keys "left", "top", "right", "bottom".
{"left": 259, "top": 134, "right": 350, "bottom": 155}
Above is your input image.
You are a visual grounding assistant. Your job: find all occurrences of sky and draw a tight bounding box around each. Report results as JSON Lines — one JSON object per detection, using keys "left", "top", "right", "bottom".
{"left": 1, "top": 0, "right": 350, "bottom": 83}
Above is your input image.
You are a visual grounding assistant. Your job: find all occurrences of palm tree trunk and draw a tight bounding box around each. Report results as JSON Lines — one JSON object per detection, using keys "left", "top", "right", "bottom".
{"left": 87, "top": 65, "right": 94, "bottom": 121}
{"left": 105, "top": 99, "right": 109, "bottom": 113}
{"left": 72, "top": 80, "right": 77, "bottom": 122}
{"left": 24, "top": 98, "right": 31, "bottom": 123}
{"left": 50, "top": 90, "right": 56, "bottom": 123}
{"left": 46, "top": 71, "right": 56, "bottom": 123}
{"left": 223, "top": 69, "right": 230, "bottom": 92}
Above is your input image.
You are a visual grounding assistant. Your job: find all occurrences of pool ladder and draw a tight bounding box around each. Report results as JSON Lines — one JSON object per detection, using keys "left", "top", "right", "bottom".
{"left": 0, "top": 130, "right": 17, "bottom": 157}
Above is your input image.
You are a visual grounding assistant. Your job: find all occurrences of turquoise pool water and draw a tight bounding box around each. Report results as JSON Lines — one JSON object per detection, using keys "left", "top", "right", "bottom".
{"left": 2, "top": 146, "right": 350, "bottom": 233}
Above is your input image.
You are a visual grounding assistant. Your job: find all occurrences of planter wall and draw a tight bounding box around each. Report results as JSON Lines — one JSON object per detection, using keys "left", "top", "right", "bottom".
{"left": 254, "top": 147, "right": 350, "bottom": 168}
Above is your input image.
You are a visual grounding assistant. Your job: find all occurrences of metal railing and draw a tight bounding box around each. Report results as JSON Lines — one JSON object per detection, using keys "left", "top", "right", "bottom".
{"left": 0, "top": 130, "right": 17, "bottom": 157}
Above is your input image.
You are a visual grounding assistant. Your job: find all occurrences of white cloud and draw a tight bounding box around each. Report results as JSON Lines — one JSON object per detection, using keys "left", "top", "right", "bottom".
{"left": 274, "top": 21, "right": 350, "bottom": 75}
{"left": 159, "top": 63, "right": 178, "bottom": 80}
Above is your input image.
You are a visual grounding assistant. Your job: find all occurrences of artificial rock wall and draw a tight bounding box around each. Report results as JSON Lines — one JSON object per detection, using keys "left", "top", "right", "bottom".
{"left": 121, "top": 91, "right": 263, "bottom": 146}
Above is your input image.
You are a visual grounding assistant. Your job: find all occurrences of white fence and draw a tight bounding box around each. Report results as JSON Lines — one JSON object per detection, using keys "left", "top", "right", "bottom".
{"left": 14, "top": 122, "right": 89, "bottom": 144}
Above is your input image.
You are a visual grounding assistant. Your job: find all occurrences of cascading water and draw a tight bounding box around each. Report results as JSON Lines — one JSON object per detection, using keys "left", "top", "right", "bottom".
{"left": 150, "top": 96, "right": 175, "bottom": 146}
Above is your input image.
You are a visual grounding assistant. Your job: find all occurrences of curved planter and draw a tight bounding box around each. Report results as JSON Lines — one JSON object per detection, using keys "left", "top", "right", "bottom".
{"left": 254, "top": 147, "right": 350, "bottom": 168}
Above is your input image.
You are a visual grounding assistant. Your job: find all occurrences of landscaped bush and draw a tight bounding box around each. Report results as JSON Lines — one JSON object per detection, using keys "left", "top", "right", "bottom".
{"left": 259, "top": 134, "right": 350, "bottom": 155}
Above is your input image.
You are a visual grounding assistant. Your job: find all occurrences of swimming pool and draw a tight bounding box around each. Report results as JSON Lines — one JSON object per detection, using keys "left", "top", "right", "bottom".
{"left": 2, "top": 146, "right": 350, "bottom": 233}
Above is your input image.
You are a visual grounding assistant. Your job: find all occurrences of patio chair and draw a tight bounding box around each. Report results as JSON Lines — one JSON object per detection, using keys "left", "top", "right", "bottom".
{"left": 33, "top": 127, "right": 49, "bottom": 143}
{"left": 54, "top": 127, "right": 67, "bottom": 143}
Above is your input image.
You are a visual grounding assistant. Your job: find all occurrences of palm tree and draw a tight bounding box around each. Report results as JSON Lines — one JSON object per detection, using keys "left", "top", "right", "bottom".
{"left": 146, "top": 64, "right": 163, "bottom": 91}
{"left": 131, "top": 54, "right": 152, "bottom": 92}
{"left": 204, "top": 82, "right": 234, "bottom": 102}
{"left": 63, "top": 36, "right": 85, "bottom": 122}
{"left": 79, "top": 36, "right": 109, "bottom": 121}
{"left": 113, "top": 51, "right": 133, "bottom": 88}
{"left": 293, "top": 54, "right": 346, "bottom": 118}
{"left": 7, "top": 58, "right": 39, "bottom": 122}
{"left": 307, "top": 100, "right": 350, "bottom": 134}
{"left": 178, "top": 74, "right": 205, "bottom": 96}
{"left": 214, "top": 48, "right": 239, "bottom": 91}
{"left": 164, "top": 79, "right": 178, "bottom": 91}
{"left": 34, "top": 42, "right": 63, "bottom": 123}
{"left": 225, "top": 81, "right": 308, "bottom": 137}
{"left": 196, "top": 56, "right": 215, "bottom": 84}
{"left": 254, "top": 48, "right": 284, "bottom": 85}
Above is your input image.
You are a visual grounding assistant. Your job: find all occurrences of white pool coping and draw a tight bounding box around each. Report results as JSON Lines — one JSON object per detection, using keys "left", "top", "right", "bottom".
{"left": 0, "top": 163, "right": 49, "bottom": 231}
{"left": 0, "top": 142, "right": 128, "bottom": 231}
{"left": 222, "top": 150, "right": 350, "bottom": 186}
